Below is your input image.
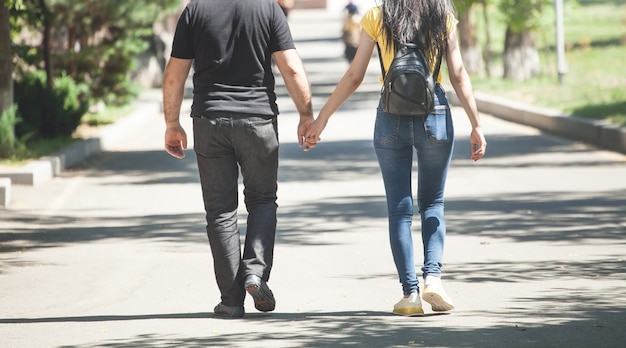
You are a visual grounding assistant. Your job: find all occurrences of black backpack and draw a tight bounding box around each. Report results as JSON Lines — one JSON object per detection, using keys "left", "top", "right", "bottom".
{"left": 376, "top": 32, "right": 443, "bottom": 116}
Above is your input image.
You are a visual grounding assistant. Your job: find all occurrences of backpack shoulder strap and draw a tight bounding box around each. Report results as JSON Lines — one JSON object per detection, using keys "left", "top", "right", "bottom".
{"left": 433, "top": 48, "right": 443, "bottom": 84}
{"left": 376, "top": 42, "right": 386, "bottom": 79}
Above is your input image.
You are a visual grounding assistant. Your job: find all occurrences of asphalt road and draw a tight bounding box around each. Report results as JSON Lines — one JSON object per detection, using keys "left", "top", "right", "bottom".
{"left": 1, "top": 9, "right": 625, "bottom": 348}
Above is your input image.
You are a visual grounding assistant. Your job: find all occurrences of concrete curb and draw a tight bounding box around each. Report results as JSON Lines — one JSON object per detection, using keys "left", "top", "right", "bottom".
{"left": 0, "top": 177, "right": 10, "bottom": 207}
{"left": 0, "top": 90, "right": 161, "bottom": 207}
{"left": 446, "top": 88, "right": 626, "bottom": 154}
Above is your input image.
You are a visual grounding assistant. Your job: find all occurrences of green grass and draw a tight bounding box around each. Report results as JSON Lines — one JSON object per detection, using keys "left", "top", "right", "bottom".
{"left": 471, "top": 45, "right": 626, "bottom": 125}
{"left": 81, "top": 103, "right": 135, "bottom": 127}
{"left": 562, "top": 3, "right": 626, "bottom": 45}
{"left": 0, "top": 136, "right": 77, "bottom": 167}
{"left": 468, "top": 2, "right": 626, "bottom": 126}
{"left": 0, "top": 104, "right": 136, "bottom": 166}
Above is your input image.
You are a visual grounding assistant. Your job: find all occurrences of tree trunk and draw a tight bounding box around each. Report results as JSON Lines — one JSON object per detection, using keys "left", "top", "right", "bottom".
{"left": 39, "top": 0, "right": 53, "bottom": 89}
{"left": 481, "top": 0, "right": 493, "bottom": 77}
{"left": 502, "top": 27, "right": 540, "bottom": 82}
{"left": 67, "top": 24, "right": 78, "bottom": 79}
{"left": 0, "top": 2, "right": 13, "bottom": 114}
{"left": 457, "top": 7, "right": 483, "bottom": 75}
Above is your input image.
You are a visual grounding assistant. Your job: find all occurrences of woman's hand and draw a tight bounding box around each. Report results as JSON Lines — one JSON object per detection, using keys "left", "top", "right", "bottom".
{"left": 470, "top": 127, "right": 487, "bottom": 161}
{"left": 302, "top": 118, "right": 328, "bottom": 151}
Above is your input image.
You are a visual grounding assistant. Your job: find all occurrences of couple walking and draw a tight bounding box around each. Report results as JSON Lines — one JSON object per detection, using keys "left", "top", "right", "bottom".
{"left": 162, "top": 0, "right": 486, "bottom": 318}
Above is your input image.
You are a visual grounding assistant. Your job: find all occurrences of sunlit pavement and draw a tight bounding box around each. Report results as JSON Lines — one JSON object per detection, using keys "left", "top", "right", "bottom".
{"left": 1, "top": 9, "right": 625, "bottom": 348}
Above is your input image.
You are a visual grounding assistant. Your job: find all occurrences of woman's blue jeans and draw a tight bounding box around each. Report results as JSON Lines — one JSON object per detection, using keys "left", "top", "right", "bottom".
{"left": 373, "top": 84, "right": 454, "bottom": 295}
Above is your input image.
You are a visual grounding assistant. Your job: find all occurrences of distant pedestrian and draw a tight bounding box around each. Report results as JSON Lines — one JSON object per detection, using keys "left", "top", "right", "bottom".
{"left": 163, "top": 0, "right": 314, "bottom": 318}
{"left": 342, "top": 2, "right": 361, "bottom": 63}
{"left": 344, "top": 1, "right": 358, "bottom": 14}
{"left": 303, "top": 0, "right": 486, "bottom": 315}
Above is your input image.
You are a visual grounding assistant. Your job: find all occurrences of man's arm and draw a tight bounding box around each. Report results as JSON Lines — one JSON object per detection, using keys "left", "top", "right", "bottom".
{"left": 163, "top": 57, "right": 193, "bottom": 159}
{"left": 272, "top": 49, "right": 314, "bottom": 150}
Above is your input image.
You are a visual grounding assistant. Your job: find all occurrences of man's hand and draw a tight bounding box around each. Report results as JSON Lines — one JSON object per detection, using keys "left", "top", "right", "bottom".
{"left": 165, "top": 124, "right": 188, "bottom": 159}
{"left": 297, "top": 117, "right": 316, "bottom": 151}
{"left": 302, "top": 117, "right": 328, "bottom": 152}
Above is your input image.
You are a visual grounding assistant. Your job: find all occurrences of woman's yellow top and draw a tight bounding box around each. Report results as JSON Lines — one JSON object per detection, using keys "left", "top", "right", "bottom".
{"left": 360, "top": 6, "right": 457, "bottom": 84}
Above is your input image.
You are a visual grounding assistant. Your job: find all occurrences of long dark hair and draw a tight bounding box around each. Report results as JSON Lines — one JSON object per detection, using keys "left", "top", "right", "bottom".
{"left": 381, "top": 0, "right": 453, "bottom": 58}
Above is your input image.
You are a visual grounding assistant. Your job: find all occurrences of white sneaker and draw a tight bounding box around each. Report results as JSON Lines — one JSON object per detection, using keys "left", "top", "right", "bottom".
{"left": 422, "top": 275, "right": 455, "bottom": 312}
{"left": 392, "top": 292, "right": 424, "bottom": 316}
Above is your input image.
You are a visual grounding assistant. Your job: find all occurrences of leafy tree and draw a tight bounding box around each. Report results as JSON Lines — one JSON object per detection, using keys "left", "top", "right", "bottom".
{"left": 3, "top": 0, "right": 180, "bottom": 145}
{"left": 0, "top": 0, "right": 13, "bottom": 115}
{"left": 1, "top": 0, "right": 17, "bottom": 157}
{"left": 498, "top": 0, "right": 549, "bottom": 81}
{"left": 477, "top": 0, "right": 495, "bottom": 77}
{"left": 11, "top": 0, "right": 181, "bottom": 106}
{"left": 454, "top": 0, "right": 484, "bottom": 75}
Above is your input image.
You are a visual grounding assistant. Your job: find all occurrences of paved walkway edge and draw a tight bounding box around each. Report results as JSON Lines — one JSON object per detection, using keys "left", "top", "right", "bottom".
{"left": 0, "top": 90, "right": 161, "bottom": 207}
{"left": 1, "top": 87, "right": 624, "bottom": 208}
{"left": 446, "top": 88, "right": 626, "bottom": 154}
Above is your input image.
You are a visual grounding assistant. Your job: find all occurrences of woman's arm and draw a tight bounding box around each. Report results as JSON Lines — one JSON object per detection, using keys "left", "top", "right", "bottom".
{"left": 446, "top": 28, "right": 487, "bottom": 161}
{"left": 304, "top": 30, "right": 376, "bottom": 146}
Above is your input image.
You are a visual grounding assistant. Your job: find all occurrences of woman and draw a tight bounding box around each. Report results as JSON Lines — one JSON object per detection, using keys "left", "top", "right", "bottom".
{"left": 304, "top": 0, "right": 487, "bottom": 315}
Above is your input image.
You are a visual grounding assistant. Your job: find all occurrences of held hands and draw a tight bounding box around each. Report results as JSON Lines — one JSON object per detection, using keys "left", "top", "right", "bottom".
{"left": 165, "top": 124, "right": 188, "bottom": 159}
{"left": 470, "top": 127, "right": 487, "bottom": 161}
{"left": 300, "top": 117, "right": 328, "bottom": 151}
{"left": 297, "top": 117, "right": 316, "bottom": 151}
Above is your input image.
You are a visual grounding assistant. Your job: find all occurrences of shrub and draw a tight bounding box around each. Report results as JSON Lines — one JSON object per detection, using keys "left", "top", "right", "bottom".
{"left": 0, "top": 105, "right": 19, "bottom": 158}
{"left": 14, "top": 71, "right": 89, "bottom": 139}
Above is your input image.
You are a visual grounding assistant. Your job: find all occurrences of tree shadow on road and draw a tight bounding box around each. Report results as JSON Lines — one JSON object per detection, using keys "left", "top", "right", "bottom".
{"left": 1, "top": 307, "right": 623, "bottom": 348}
{"left": 1, "top": 131, "right": 625, "bottom": 346}
{"left": 2, "top": 131, "right": 624, "bottom": 251}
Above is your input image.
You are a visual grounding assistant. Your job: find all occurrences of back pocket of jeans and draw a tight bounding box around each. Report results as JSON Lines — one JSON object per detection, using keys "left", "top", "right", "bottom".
{"left": 423, "top": 105, "right": 451, "bottom": 143}
{"left": 374, "top": 114, "right": 400, "bottom": 144}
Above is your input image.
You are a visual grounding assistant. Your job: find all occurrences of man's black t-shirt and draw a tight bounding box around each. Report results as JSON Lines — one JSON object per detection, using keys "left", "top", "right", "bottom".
{"left": 171, "top": 0, "right": 295, "bottom": 117}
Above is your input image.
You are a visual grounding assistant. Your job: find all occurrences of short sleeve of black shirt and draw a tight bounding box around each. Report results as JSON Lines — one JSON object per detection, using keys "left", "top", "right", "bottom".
{"left": 170, "top": 0, "right": 296, "bottom": 117}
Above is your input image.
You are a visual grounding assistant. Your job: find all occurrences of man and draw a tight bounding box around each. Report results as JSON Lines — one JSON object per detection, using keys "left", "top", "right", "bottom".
{"left": 162, "top": 0, "right": 314, "bottom": 318}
